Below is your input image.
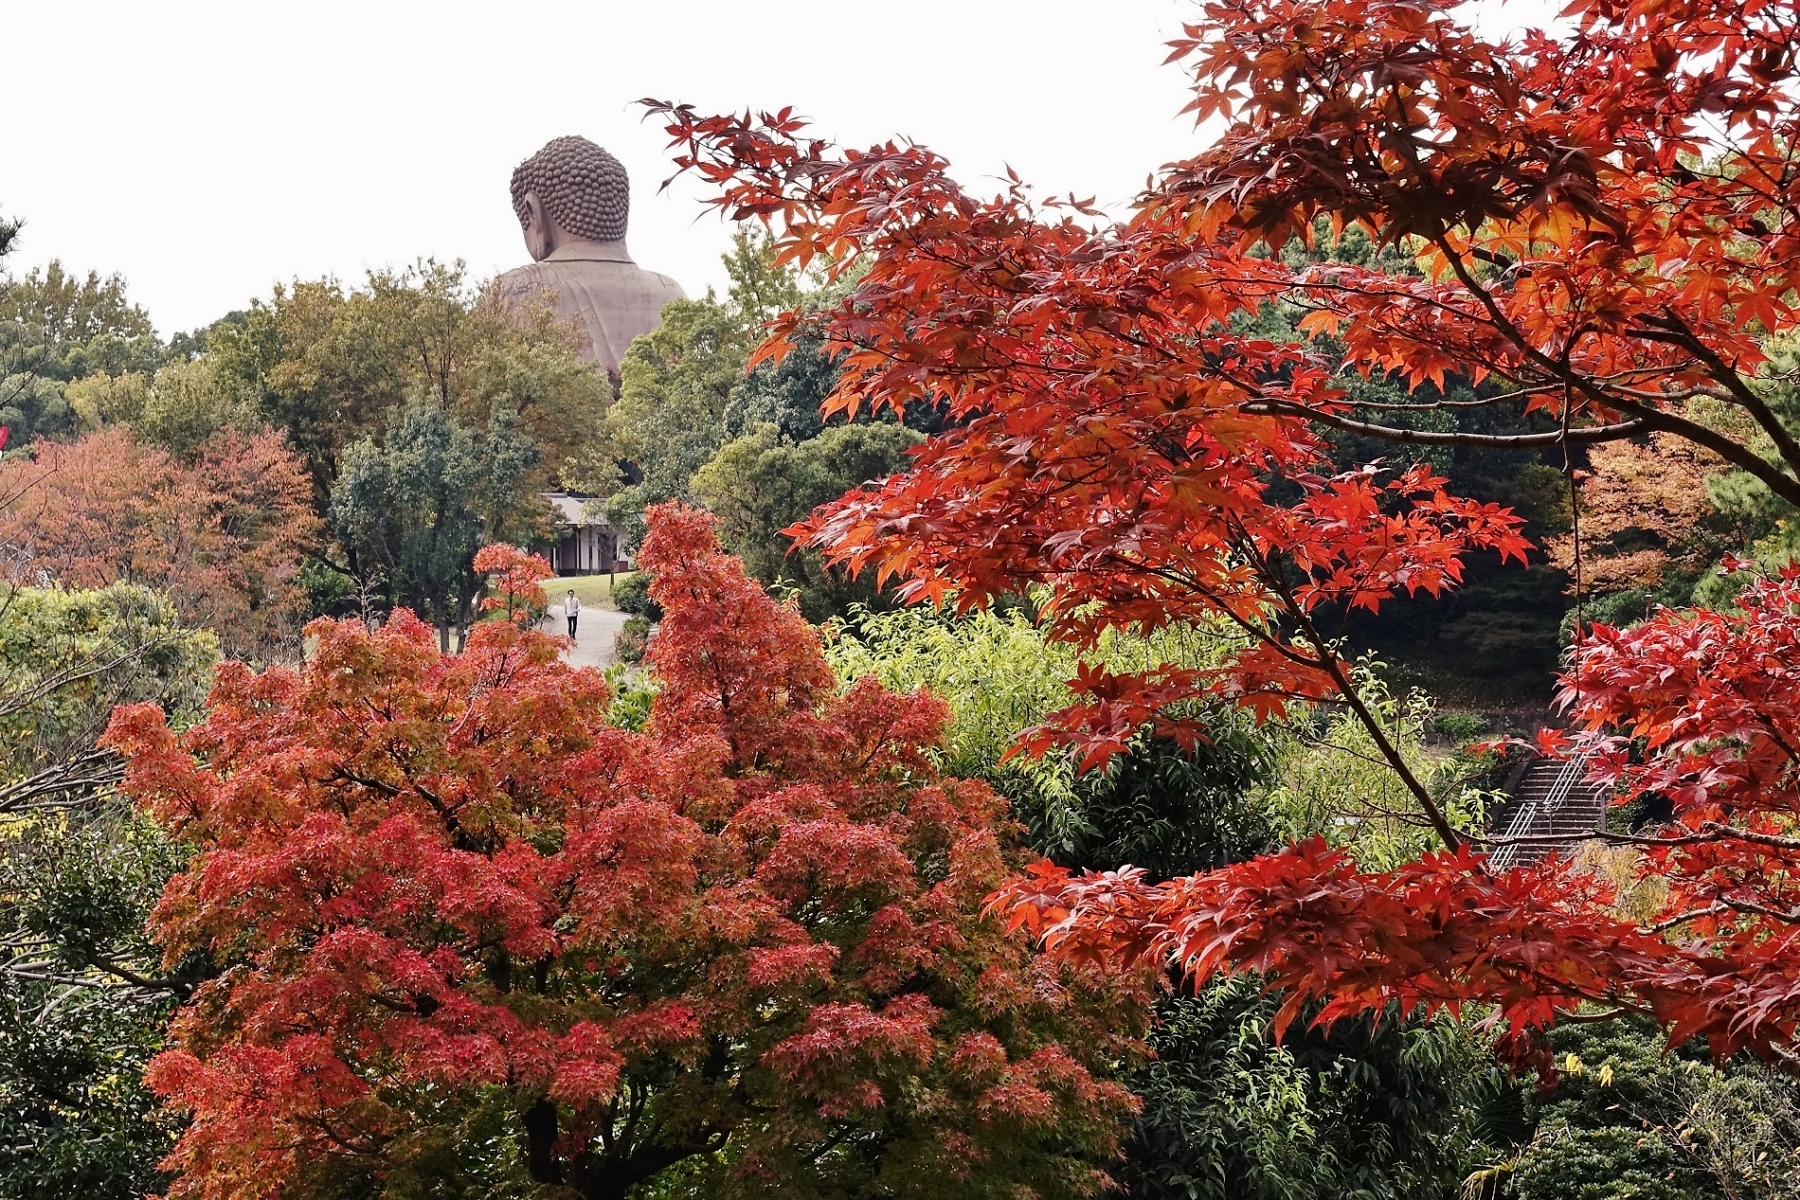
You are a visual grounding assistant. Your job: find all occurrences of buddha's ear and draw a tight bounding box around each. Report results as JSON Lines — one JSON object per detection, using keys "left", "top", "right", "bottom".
{"left": 520, "top": 192, "right": 553, "bottom": 261}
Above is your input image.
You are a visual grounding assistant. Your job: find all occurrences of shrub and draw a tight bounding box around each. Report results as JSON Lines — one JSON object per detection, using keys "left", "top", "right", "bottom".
{"left": 615, "top": 613, "right": 652, "bottom": 663}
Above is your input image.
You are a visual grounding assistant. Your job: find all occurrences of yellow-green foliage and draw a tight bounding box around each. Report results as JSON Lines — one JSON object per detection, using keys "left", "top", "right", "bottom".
{"left": 824, "top": 605, "right": 1248, "bottom": 835}
{"left": 0, "top": 583, "right": 216, "bottom": 778}
{"left": 827, "top": 605, "right": 1490, "bottom": 871}
{"left": 1254, "top": 663, "right": 1493, "bottom": 871}
{"left": 827, "top": 605, "right": 1080, "bottom": 812}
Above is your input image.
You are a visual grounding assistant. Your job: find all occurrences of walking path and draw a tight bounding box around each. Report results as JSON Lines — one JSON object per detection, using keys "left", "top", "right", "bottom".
{"left": 546, "top": 603, "right": 628, "bottom": 669}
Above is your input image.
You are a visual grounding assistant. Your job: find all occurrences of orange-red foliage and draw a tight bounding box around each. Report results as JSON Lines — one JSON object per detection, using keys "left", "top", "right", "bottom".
{"left": 104, "top": 505, "right": 1141, "bottom": 1199}
{"left": 0, "top": 428, "right": 318, "bottom": 658}
{"left": 643, "top": 118, "right": 1528, "bottom": 819}
{"left": 645, "top": 0, "right": 1800, "bottom": 1062}
{"left": 1001, "top": 566, "right": 1800, "bottom": 1061}
{"left": 473, "top": 542, "right": 553, "bottom": 625}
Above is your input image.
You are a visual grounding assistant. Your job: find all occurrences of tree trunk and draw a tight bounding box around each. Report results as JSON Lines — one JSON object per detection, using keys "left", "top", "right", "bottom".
{"left": 523, "top": 1099, "right": 561, "bottom": 1185}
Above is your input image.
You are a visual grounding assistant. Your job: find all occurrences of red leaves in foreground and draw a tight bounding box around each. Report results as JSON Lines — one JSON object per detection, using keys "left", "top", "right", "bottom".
{"left": 997, "top": 569, "right": 1800, "bottom": 1064}
{"left": 647, "top": 0, "right": 1800, "bottom": 1066}
{"left": 105, "top": 507, "right": 1142, "bottom": 1200}
{"left": 645, "top": 102, "right": 1527, "bottom": 789}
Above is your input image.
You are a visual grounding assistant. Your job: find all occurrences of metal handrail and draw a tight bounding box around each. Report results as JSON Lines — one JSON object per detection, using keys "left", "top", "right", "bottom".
{"left": 1488, "top": 755, "right": 1590, "bottom": 871}
{"left": 1540, "top": 755, "right": 1587, "bottom": 815}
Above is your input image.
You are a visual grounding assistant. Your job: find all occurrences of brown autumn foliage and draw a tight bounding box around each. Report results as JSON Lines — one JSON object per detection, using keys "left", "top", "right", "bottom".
{"left": 0, "top": 428, "right": 320, "bottom": 659}
{"left": 1545, "top": 434, "right": 1735, "bottom": 594}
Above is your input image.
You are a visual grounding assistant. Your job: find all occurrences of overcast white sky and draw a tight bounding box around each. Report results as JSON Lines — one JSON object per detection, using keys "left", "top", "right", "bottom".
{"left": 3, "top": 1, "right": 1559, "bottom": 335}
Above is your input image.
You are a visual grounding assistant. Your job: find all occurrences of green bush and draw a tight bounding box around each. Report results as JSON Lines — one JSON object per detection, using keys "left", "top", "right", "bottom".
{"left": 602, "top": 664, "right": 655, "bottom": 732}
{"left": 612, "top": 573, "right": 662, "bottom": 620}
{"left": 615, "top": 614, "right": 653, "bottom": 664}
{"left": 1480, "top": 1017, "right": 1800, "bottom": 1200}
{"left": 1056, "top": 730, "right": 1273, "bottom": 880}
{"left": 0, "top": 584, "right": 216, "bottom": 1198}
{"left": 1430, "top": 710, "right": 1491, "bottom": 743}
{"left": 1128, "top": 980, "right": 1491, "bottom": 1200}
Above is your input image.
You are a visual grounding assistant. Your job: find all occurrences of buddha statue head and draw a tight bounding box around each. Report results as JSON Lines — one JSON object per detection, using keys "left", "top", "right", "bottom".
{"left": 509, "top": 136, "right": 631, "bottom": 261}
{"left": 496, "top": 136, "right": 686, "bottom": 374}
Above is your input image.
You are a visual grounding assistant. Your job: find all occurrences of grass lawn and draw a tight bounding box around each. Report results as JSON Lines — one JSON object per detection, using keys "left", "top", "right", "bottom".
{"left": 548, "top": 572, "right": 637, "bottom": 612}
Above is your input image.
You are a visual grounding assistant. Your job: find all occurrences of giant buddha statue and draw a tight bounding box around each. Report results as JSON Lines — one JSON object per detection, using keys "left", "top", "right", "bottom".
{"left": 495, "top": 136, "right": 686, "bottom": 377}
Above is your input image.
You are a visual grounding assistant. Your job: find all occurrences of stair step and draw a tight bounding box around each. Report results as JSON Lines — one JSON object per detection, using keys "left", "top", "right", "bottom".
{"left": 1485, "top": 754, "right": 1610, "bottom": 869}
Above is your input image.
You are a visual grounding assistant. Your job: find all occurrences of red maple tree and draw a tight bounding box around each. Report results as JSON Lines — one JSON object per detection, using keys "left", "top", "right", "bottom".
{"left": 1004, "top": 566, "right": 1800, "bottom": 1062}
{"left": 104, "top": 506, "right": 1141, "bottom": 1199}
{"left": 473, "top": 541, "right": 554, "bottom": 626}
{"left": 645, "top": 0, "right": 1800, "bottom": 1060}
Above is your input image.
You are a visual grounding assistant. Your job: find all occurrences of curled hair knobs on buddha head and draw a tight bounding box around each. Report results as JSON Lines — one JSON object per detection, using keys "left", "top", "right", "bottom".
{"left": 510, "top": 136, "right": 629, "bottom": 243}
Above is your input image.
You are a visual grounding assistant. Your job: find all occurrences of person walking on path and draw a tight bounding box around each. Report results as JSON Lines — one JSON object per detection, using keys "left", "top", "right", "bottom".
{"left": 565, "top": 590, "right": 581, "bottom": 638}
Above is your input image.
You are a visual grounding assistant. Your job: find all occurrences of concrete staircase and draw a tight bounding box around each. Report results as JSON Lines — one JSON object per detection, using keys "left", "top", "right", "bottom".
{"left": 1485, "top": 755, "right": 1609, "bottom": 869}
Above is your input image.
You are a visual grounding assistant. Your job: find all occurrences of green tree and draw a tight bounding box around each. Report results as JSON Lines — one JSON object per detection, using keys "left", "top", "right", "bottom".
{"left": 691, "top": 421, "right": 919, "bottom": 619}
{"left": 1128, "top": 980, "right": 1492, "bottom": 1200}
{"left": 603, "top": 229, "right": 806, "bottom": 535}
{"left": 208, "top": 259, "right": 608, "bottom": 504}
{"left": 0, "top": 582, "right": 217, "bottom": 1199}
{"left": 719, "top": 334, "right": 840, "bottom": 443}
{"left": 0, "top": 261, "right": 166, "bottom": 447}
{"left": 83, "top": 359, "right": 261, "bottom": 460}
{"left": 604, "top": 298, "right": 756, "bottom": 534}
{"left": 329, "top": 402, "right": 539, "bottom": 650}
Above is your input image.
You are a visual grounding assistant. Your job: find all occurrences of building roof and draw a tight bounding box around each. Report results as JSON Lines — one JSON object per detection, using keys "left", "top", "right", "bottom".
{"left": 543, "top": 493, "right": 613, "bottom": 528}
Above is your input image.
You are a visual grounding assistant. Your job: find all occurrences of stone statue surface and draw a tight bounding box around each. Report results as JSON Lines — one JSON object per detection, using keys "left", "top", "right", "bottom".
{"left": 495, "top": 136, "right": 686, "bottom": 377}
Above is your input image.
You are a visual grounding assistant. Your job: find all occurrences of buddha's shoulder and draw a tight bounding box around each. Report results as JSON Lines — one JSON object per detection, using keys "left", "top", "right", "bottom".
{"left": 640, "top": 269, "right": 687, "bottom": 303}
{"left": 493, "top": 262, "right": 557, "bottom": 298}
{"left": 494, "top": 259, "right": 686, "bottom": 306}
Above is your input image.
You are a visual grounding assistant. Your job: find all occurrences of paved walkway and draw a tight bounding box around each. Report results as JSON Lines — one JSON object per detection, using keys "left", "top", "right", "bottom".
{"left": 545, "top": 604, "right": 628, "bottom": 669}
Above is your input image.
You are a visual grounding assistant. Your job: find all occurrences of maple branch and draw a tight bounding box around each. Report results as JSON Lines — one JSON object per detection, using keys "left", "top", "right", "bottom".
{"left": 1632, "top": 308, "right": 1800, "bottom": 476}
{"left": 1719, "top": 895, "right": 1800, "bottom": 925}
{"left": 1312, "top": 649, "right": 1460, "bottom": 850}
{"left": 411, "top": 782, "right": 470, "bottom": 840}
{"left": 1344, "top": 392, "right": 1525, "bottom": 411}
{"left": 1753, "top": 718, "right": 1800, "bottom": 766}
{"left": 1423, "top": 234, "right": 1800, "bottom": 508}
{"left": 1557, "top": 1006, "right": 1645, "bottom": 1023}
{"left": 1119, "top": 558, "right": 1311, "bottom": 671}
{"left": 88, "top": 951, "right": 190, "bottom": 996}
{"left": 1244, "top": 400, "right": 1646, "bottom": 447}
{"left": 1641, "top": 905, "right": 1729, "bottom": 935}
{"left": 1231, "top": 523, "right": 1462, "bottom": 850}
{"left": 1611, "top": 397, "right": 1800, "bottom": 509}
{"left": 330, "top": 765, "right": 401, "bottom": 798}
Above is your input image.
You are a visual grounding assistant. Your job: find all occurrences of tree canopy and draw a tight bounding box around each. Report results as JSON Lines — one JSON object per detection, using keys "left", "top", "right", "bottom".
{"left": 329, "top": 402, "right": 542, "bottom": 650}
{"left": 0, "top": 428, "right": 318, "bottom": 661}
{"left": 105, "top": 508, "right": 1142, "bottom": 1199}
{"left": 0, "top": 262, "right": 167, "bottom": 447}
{"left": 0, "top": 582, "right": 217, "bottom": 1198}
{"left": 646, "top": 0, "right": 1800, "bottom": 1064}
{"left": 206, "top": 259, "right": 609, "bottom": 504}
